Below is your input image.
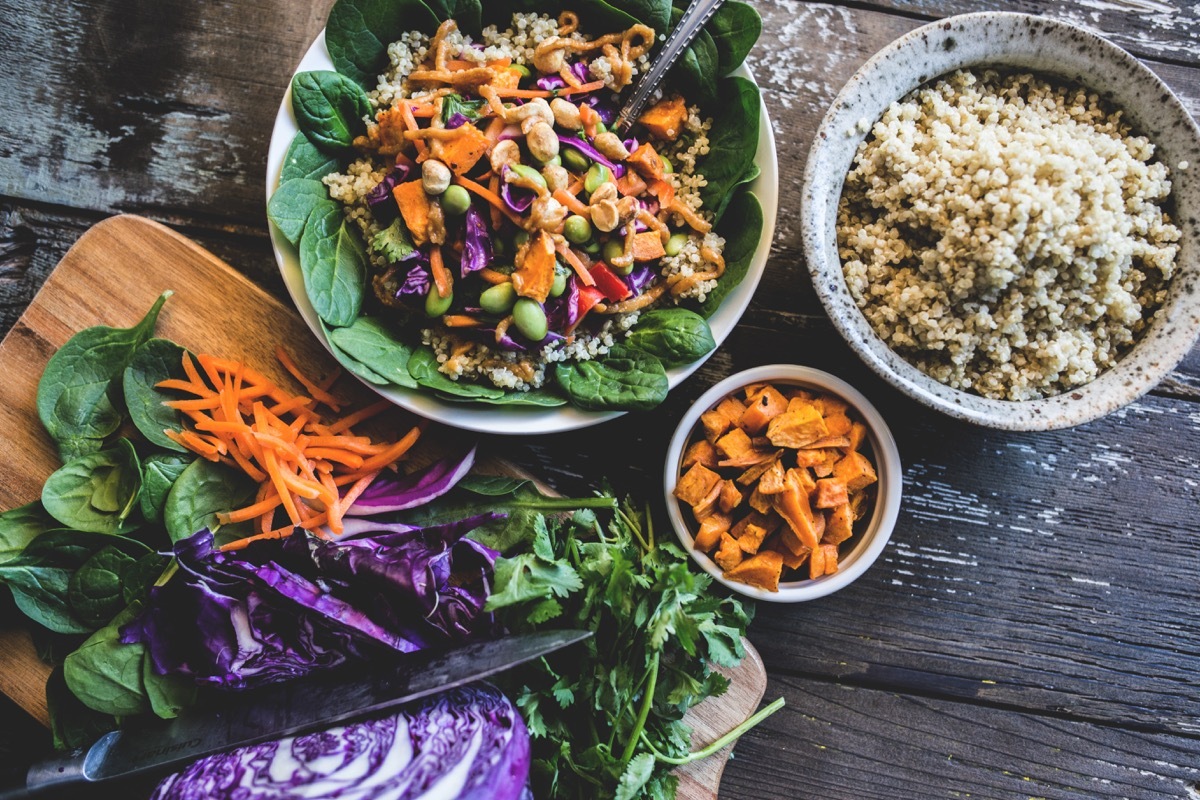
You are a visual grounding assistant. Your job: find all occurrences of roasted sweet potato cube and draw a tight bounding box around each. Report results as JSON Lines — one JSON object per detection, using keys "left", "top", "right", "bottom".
{"left": 773, "top": 469, "right": 819, "bottom": 550}
{"left": 440, "top": 123, "right": 491, "bottom": 175}
{"left": 850, "top": 490, "right": 871, "bottom": 520}
{"left": 638, "top": 94, "right": 689, "bottom": 141}
{"left": 392, "top": 180, "right": 432, "bottom": 246}
{"left": 714, "top": 532, "right": 743, "bottom": 572}
{"left": 833, "top": 451, "right": 878, "bottom": 492}
{"left": 374, "top": 107, "right": 409, "bottom": 155}
{"left": 807, "top": 541, "right": 836, "bottom": 579}
{"left": 818, "top": 543, "right": 840, "bottom": 576}
{"left": 718, "top": 480, "right": 743, "bottom": 514}
{"left": 631, "top": 231, "right": 666, "bottom": 261}
{"left": 700, "top": 408, "right": 732, "bottom": 442}
{"left": 777, "top": 526, "right": 813, "bottom": 559}
{"left": 716, "top": 397, "right": 746, "bottom": 424}
{"left": 627, "top": 142, "right": 665, "bottom": 181}
{"left": 725, "top": 549, "right": 785, "bottom": 592}
{"left": 694, "top": 511, "right": 732, "bottom": 552}
{"left": 793, "top": 448, "right": 829, "bottom": 469}
{"left": 715, "top": 427, "right": 754, "bottom": 461}
{"left": 803, "top": 436, "right": 851, "bottom": 450}
{"left": 766, "top": 405, "right": 828, "bottom": 448}
{"left": 814, "top": 479, "right": 849, "bottom": 509}
{"left": 738, "top": 385, "right": 789, "bottom": 435}
{"left": 784, "top": 389, "right": 814, "bottom": 402}
{"left": 824, "top": 503, "right": 854, "bottom": 544}
{"left": 719, "top": 448, "right": 781, "bottom": 469}
{"left": 674, "top": 462, "right": 721, "bottom": 506}
{"left": 682, "top": 439, "right": 719, "bottom": 470}
{"left": 795, "top": 467, "right": 817, "bottom": 494}
{"left": 823, "top": 413, "right": 853, "bottom": 438}
{"left": 816, "top": 395, "right": 850, "bottom": 417}
{"left": 812, "top": 452, "right": 837, "bottom": 478}
{"left": 747, "top": 484, "right": 773, "bottom": 515}
{"left": 756, "top": 459, "right": 787, "bottom": 495}
{"left": 737, "top": 455, "right": 780, "bottom": 486}
{"left": 512, "top": 230, "right": 556, "bottom": 302}
{"left": 692, "top": 480, "right": 724, "bottom": 521}
{"left": 737, "top": 522, "right": 768, "bottom": 555}
{"left": 741, "top": 382, "right": 768, "bottom": 402}
{"left": 848, "top": 421, "right": 869, "bottom": 453}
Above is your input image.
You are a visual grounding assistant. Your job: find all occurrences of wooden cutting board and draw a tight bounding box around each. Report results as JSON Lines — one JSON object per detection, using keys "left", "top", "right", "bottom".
{"left": 0, "top": 214, "right": 766, "bottom": 796}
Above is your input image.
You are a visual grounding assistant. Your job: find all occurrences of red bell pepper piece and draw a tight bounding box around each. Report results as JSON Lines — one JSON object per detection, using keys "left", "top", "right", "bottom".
{"left": 589, "top": 262, "right": 632, "bottom": 303}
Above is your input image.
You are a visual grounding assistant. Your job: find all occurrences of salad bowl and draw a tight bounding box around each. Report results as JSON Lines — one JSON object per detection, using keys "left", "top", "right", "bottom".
{"left": 267, "top": 24, "right": 778, "bottom": 436}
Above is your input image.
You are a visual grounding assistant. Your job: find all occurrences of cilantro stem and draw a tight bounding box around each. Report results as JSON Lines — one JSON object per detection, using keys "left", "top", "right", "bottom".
{"left": 637, "top": 697, "right": 785, "bottom": 765}
{"left": 620, "top": 650, "right": 660, "bottom": 765}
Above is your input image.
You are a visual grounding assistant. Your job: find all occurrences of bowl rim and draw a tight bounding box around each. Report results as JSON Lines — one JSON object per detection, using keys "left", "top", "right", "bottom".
{"left": 800, "top": 11, "right": 1200, "bottom": 431}
{"left": 266, "top": 29, "right": 779, "bottom": 436}
{"left": 662, "top": 364, "right": 902, "bottom": 603}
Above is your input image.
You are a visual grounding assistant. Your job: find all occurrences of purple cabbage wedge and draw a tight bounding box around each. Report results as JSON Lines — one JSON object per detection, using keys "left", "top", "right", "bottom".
{"left": 460, "top": 205, "right": 493, "bottom": 276}
{"left": 150, "top": 683, "right": 532, "bottom": 800}
{"left": 396, "top": 261, "right": 432, "bottom": 302}
{"left": 347, "top": 445, "right": 476, "bottom": 515}
{"left": 365, "top": 160, "right": 413, "bottom": 222}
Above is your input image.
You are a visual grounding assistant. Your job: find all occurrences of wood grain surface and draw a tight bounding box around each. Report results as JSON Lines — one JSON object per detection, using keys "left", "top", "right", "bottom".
{"left": 0, "top": 215, "right": 768, "bottom": 798}
{"left": 0, "top": 2, "right": 1199, "bottom": 798}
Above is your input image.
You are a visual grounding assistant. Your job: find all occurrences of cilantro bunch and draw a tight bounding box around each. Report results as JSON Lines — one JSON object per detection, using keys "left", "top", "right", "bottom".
{"left": 485, "top": 497, "right": 782, "bottom": 800}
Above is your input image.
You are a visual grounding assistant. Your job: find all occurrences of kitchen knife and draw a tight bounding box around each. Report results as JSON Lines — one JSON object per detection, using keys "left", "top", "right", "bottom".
{"left": 1, "top": 628, "right": 590, "bottom": 798}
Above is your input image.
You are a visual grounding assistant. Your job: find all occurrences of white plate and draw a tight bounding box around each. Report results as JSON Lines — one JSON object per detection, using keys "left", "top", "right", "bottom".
{"left": 266, "top": 30, "right": 778, "bottom": 435}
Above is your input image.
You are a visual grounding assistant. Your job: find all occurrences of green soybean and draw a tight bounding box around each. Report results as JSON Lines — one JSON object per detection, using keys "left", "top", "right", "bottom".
{"left": 550, "top": 269, "right": 568, "bottom": 298}
{"left": 610, "top": 260, "right": 634, "bottom": 276}
{"left": 513, "top": 230, "right": 530, "bottom": 248}
{"left": 441, "top": 185, "right": 471, "bottom": 216}
{"left": 660, "top": 155, "right": 674, "bottom": 174}
{"left": 508, "top": 64, "right": 531, "bottom": 80}
{"left": 665, "top": 232, "right": 689, "bottom": 257}
{"left": 585, "top": 164, "right": 611, "bottom": 194}
{"left": 425, "top": 286, "right": 453, "bottom": 317}
{"left": 512, "top": 298, "right": 548, "bottom": 341}
{"left": 508, "top": 164, "right": 547, "bottom": 190}
{"left": 582, "top": 240, "right": 601, "bottom": 255}
{"left": 480, "top": 282, "right": 518, "bottom": 314}
{"left": 564, "top": 215, "right": 592, "bottom": 244}
{"left": 602, "top": 239, "right": 624, "bottom": 264}
{"left": 562, "top": 147, "right": 589, "bottom": 173}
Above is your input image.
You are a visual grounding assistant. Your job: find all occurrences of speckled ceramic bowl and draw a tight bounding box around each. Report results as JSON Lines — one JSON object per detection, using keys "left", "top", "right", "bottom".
{"left": 801, "top": 12, "right": 1200, "bottom": 431}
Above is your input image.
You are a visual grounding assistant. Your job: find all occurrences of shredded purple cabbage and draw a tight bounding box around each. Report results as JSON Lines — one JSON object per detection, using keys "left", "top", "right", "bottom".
{"left": 624, "top": 265, "right": 657, "bottom": 296}
{"left": 499, "top": 165, "right": 536, "bottom": 214}
{"left": 461, "top": 204, "right": 494, "bottom": 276}
{"left": 446, "top": 111, "right": 472, "bottom": 129}
{"left": 581, "top": 94, "right": 617, "bottom": 125}
{"left": 546, "top": 276, "right": 581, "bottom": 333}
{"left": 347, "top": 446, "right": 476, "bottom": 515}
{"left": 397, "top": 262, "right": 432, "bottom": 300}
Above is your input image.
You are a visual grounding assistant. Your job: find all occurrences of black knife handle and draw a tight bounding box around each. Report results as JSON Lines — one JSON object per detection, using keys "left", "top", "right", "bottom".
{"left": 0, "top": 753, "right": 87, "bottom": 800}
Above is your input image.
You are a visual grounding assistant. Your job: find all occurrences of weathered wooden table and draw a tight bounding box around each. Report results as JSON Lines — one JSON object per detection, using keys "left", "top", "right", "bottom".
{"left": 1, "top": 1, "right": 1198, "bottom": 797}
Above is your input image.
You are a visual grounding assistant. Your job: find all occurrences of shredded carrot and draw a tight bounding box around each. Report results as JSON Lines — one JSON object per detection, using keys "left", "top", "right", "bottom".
{"left": 566, "top": 177, "right": 585, "bottom": 195}
{"left": 442, "top": 314, "right": 481, "bottom": 327}
{"left": 555, "top": 241, "right": 597, "bottom": 286}
{"left": 275, "top": 345, "right": 342, "bottom": 411}
{"left": 430, "top": 246, "right": 453, "bottom": 299}
{"left": 453, "top": 175, "right": 524, "bottom": 226}
{"left": 579, "top": 103, "right": 601, "bottom": 139}
{"left": 406, "top": 102, "right": 436, "bottom": 117}
{"left": 479, "top": 267, "right": 511, "bottom": 285}
{"left": 483, "top": 116, "right": 507, "bottom": 142}
{"left": 487, "top": 172, "right": 503, "bottom": 229}
{"left": 492, "top": 80, "right": 605, "bottom": 99}
{"left": 399, "top": 101, "right": 426, "bottom": 157}
{"left": 553, "top": 188, "right": 590, "bottom": 217}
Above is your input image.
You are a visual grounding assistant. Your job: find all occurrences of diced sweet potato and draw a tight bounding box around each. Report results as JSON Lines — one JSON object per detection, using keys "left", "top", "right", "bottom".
{"left": 769, "top": 534, "right": 811, "bottom": 570}
{"left": 725, "top": 549, "right": 785, "bottom": 592}
{"left": 794, "top": 467, "right": 817, "bottom": 494}
{"left": 718, "top": 479, "right": 743, "bottom": 514}
{"left": 700, "top": 408, "right": 732, "bottom": 442}
{"left": 714, "top": 533, "right": 743, "bottom": 572}
{"left": 824, "top": 503, "right": 854, "bottom": 545}
{"left": 682, "top": 439, "right": 718, "bottom": 470}
{"left": 736, "top": 522, "right": 768, "bottom": 555}
{"left": 816, "top": 395, "right": 850, "bottom": 418}
{"left": 674, "top": 462, "right": 721, "bottom": 506}
{"left": 813, "top": 478, "right": 849, "bottom": 509}
{"left": 715, "top": 427, "right": 754, "bottom": 461}
{"left": 694, "top": 511, "right": 732, "bottom": 552}
{"left": 616, "top": 170, "right": 648, "bottom": 197}
{"left": 818, "top": 543, "right": 840, "bottom": 576}
{"left": 777, "top": 525, "right": 812, "bottom": 559}
{"left": 741, "top": 383, "right": 768, "bottom": 402}
{"left": 392, "top": 180, "right": 432, "bottom": 246}
{"left": 512, "top": 230, "right": 556, "bottom": 302}
{"left": 716, "top": 397, "right": 745, "bottom": 425}
{"left": 718, "top": 448, "right": 780, "bottom": 469}
{"left": 374, "top": 107, "right": 409, "bottom": 155}
{"left": 793, "top": 449, "right": 829, "bottom": 469}
{"left": 631, "top": 231, "right": 666, "bottom": 262}
{"left": 626, "top": 142, "right": 665, "bottom": 181}
{"left": 692, "top": 480, "right": 724, "bottom": 521}
{"left": 772, "top": 469, "right": 819, "bottom": 550}
{"left": 848, "top": 421, "right": 869, "bottom": 452}
{"left": 736, "top": 455, "right": 780, "bottom": 486}
{"left": 440, "top": 123, "right": 490, "bottom": 175}
{"left": 490, "top": 67, "right": 522, "bottom": 90}
{"left": 823, "top": 413, "right": 853, "bottom": 438}
{"left": 833, "top": 451, "right": 878, "bottom": 492}
{"left": 812, "top": 452, "right": 837, "bottom": 479}
{"left": 803, "top": 436, "right": 851, "bottom": 450}
{"left": 733, "top": 511, "right": 780, "bottom": 539}
{"left": 638, "top": 95, "right": 688, "bottom": 141}
{"left": 785, "top": 394, "right": 814, "bottom": 409}
{"left": 766, "top": 405, "right": 828, "bottom": 448}
{"left": 850, "top": 490, "right": 870, "bottom": 520}
{"left": 738, "top": 385, "right": 789, "bottom": 435}
{"left": 808, "top": 541, "right": 828, "bottom": 580}
{"left": 756, "top": 459, "right": 787, "bottom": 495}
{"left": 747, "top": 484, "right": 773, "bottom": 515}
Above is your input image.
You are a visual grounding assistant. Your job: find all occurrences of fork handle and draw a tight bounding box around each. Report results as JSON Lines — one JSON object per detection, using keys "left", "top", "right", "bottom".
{"left": 613, "top": 0, "right": 727, "bottom": 135}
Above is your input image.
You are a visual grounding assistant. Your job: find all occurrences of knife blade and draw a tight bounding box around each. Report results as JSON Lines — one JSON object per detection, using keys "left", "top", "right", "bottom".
{"left": 8, "top": 629, "right": 590, "bottom": 798}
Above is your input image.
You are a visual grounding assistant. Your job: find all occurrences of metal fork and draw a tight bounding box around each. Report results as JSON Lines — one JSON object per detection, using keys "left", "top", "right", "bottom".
{"left": 613, "top": 0, "right": 727, "bottom": 136}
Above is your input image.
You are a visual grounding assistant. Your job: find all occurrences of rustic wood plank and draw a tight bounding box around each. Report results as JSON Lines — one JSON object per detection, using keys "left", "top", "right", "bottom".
{"left": 718, "top": 673, "right": 1200, "bottom": 800}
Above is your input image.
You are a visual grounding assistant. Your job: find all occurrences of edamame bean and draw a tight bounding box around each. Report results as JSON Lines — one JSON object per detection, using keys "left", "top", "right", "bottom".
{"left": 665, "top": 232, "right": 689, "bottom": 257}
{"left": 480, "top": 282, "right": 518, "bottom": 314}
{"left": 582, "top": 240, "right": 601, "bottom": 255}
{"left": 602, "top": 239, "right": 624, "bottom": 264}
{"left": 610, "top": 260, "right": 634, "bottom": 276}
{"left": 513, "top": 230, "right": 530, "bottom": 248}
{"left": 424, "top": 286, "right": 453, "bottom": 317}
{"left": 660, "top": 154, "right": 674, "bottom": 174}
{"left": 550, "top": 269, "right": 568, "bottom": 298}
{"left": 508, "top": 64, "right": 531, "bottom": 80}
{"left": 561, "top": 147, "right": 590, "bottom": 173}
{"left": 441, "top": 185, "right": 471, "bottom": 216}
{"left": 512, "top": 298, "right": 548, "bottom": 341}
{"left": 508, "top": 163, "right": 547, "bottom": 190}
{"left": 594, "top": 121, "right": 607, "bottom": 134}
{"left": 585, "top": 163, "right": 611, "bottom": 194}
{"left": 563, "top": 215, "right": 592, "bottom": 244}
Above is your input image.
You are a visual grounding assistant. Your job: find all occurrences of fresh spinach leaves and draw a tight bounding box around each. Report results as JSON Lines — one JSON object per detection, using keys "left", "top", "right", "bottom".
{"left": 553, "top": 345, "right": 668, "bottom": 411}
{"left": 163, "top": 458, "right": 256, "bottom": 544}
{"left": 0, "top": 502, "right": 57, "bottom": 565}
{"left": 326, "top": 0, "right": 441, "bottom": 89}
{"left": 123, "top": 338, "right": 189, "bottom": 453}
{"left": 37, "top": 293, "right": 169, "bottom": 462}
{"left": 267, "top": 178, "right": 338, "bottom": 248}
{"left": 424, "top": 0, "right": 483, "bottom": 35}
{"left": 63, "top": 603, "right": 152, "bottom": 717}
{"left": 709, "top": 1, "right": 761, "bottom": 75}
{"left": 668, "top": 5, "right": 719, "bottom": 107}
{"left": 67, "top": 543, "right": 151, "bottom": 629}
{"left": 700, "top": 189, "right": 763, "bottom": 317}
{"left": 623, "top": 307, "right": 715, "bottom": 366}
{"left": 291, "top": 71, "right": 372, "bottom": 155}
{"left": 280, "top": 131, "right": 342, "bottom": 182}
{"left": 299, "top": 202, "right": 368, "bottom": 328}
{"left": 139, "top": 453, "right": 194, "bottom": 525}
{"left": 328, "top": 316, "right": 419, "bottom": 388}
{"left": 407, "top": 346, "right": 505, "bottom": 399}
{"left": 698, "top": 76, "right": 761, "bottom": 223}
{"left": 41, "top": 439, "right": 142, "bottom": 535}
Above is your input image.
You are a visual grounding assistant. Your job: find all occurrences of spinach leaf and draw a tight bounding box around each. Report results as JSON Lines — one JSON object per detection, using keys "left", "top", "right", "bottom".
{"left": 139, "top": 453, "right": 194, "bottom": 525}
{"left": 123, "top": 338, "right": 189, "bottom": 452}
{"left": 63, "top": 603, "right": 150, "bottom": 717}
{"left": 407, "top": 346, "right": 505, "bottom": 400}
{"left": 668, "top": 6, "right": 718, "bottom": 107}
{"left": 0, "top": 530, "right": 137, "bottom": 634}
{"left": 700, "top": 190, "right": 763, "bottom": 317}
{"left": 143, "top": 656, "right": 197, "bottom": 720}
{"left": 268, "top": 178, "right": 337, "bottom": 248}
{"left": 291, "top": 71, "right": 372, "bottom": 155}
{"left": 299, "top": 202, "right": 368, "bottom": 328}
{"left": 595, "top": 0, "right": 670, "bottom": 33}
{"left": 46, "top": 666, "right": 115, "bottom": 752}
{"left": 0, "top": 502, "right": 57, "bottom": 565}
{"left": 328, "top": 316, "right": 419, "bottom": 388}
{"left": 67, "top": 542, "right": 151, "bottom": 629}
{"left": 164, "top": 459, "right": 257, "bottom": 544}
{"left": 624, "top": 308, "right": 715, "bottom": 367}
{"left": 450, "top": 387, "right": 568, "bottom": 407}
{"left": 37, "top": 292, "right": 169, "bottom": 462}
{"left": 698, "top": 77, "right": 760, "bottom": 223}
{"left": 280, "top": 131, "right": 341, "bottom": 182}
{"left": 122, "top": 552, "right": 170, "bottom": 606}
{"left": 326, "top": 0, "right": 441, "bottom": 89}
{"left": 424, "top": 0, "right": 483, "bottom": 35}
{"left": 553, "top": 345, "right": 668, "bottom": 411}
{"left": 708, "top": 1, "right": 761, "bottom": 76}
{"left": 42, "top": 439, "right": 142, "bottom": 535}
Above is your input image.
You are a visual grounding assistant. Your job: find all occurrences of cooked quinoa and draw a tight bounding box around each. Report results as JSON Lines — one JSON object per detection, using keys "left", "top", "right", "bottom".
{"left": 321, "top": 12, "right": 724, "bottom": 391}
{"left": 837, "top": 69, "right": 1181, "bottom": 401}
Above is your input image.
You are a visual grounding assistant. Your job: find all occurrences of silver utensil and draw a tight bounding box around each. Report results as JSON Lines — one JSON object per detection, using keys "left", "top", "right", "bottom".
{"left": 613, "top": 0, "right": 727, "bottom": 135}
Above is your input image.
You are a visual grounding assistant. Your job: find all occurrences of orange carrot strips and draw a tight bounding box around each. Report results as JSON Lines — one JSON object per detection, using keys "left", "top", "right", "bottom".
{"left": 555, "top": 240, "right": 596, "bottom": 286}
{"left": 553, "top": 188, "right": 590, "bottom": 217}
{"left": 453, "top": 175, "right": 524, "bottom": 226}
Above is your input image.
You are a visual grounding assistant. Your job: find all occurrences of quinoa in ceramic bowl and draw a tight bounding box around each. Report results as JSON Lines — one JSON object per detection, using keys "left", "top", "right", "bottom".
{"left": 802, "top": 12, "right": 1200, "bottom": 430}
